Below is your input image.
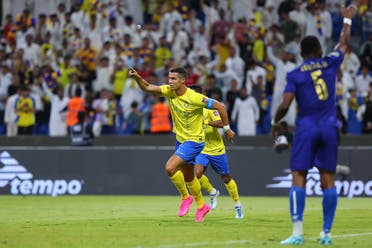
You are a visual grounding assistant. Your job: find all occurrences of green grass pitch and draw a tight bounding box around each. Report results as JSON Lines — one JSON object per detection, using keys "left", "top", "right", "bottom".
{"left": 0, "top": 196, "right": 371, "bottom": 247}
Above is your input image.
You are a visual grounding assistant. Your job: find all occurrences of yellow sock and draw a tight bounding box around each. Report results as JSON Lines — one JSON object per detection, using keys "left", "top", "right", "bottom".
{"left": 169, "top": 170, "right": 189, "bottom": 199}
{"left": 186, "top": 176, "right": 205, "bottom": 208}
{"left": 199, "top": 174, "right": 214, "bottom": 194}
{"left": 225, "top": 179, "right": 240, "bottom": 203}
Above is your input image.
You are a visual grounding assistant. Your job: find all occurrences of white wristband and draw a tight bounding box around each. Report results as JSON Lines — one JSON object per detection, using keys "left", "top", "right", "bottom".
{"left": 271, "top": 119, "right": 279, "bottom": 126}
{"left": 343, "top": 18, "right": 352, "bottom": 26}
{"left": 223, "top": 125, "right": 231, "bottom": 132}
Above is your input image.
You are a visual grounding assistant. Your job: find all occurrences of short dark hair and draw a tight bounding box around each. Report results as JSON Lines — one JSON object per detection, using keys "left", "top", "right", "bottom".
{"left": 188, "top": 84, "right": 203, "bottom": 94}
{"left": 75, "top": 87, "right": 82, "bottom": 97}
{"left": 169, "top": 67, "right": 187, "bottom": 79}
{"left": 300, "top": 35, "right": 322, "bottom": 58}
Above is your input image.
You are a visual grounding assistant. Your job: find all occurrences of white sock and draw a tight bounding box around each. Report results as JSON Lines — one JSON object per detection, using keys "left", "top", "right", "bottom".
{"left": 210, "top": 188, "right": 217, "bottom": 195}
{"left": 234, "top": 201, "right": 242, "bottom": 207}
{"left": 292, "top": 221, "right": 303, "bottom": 236}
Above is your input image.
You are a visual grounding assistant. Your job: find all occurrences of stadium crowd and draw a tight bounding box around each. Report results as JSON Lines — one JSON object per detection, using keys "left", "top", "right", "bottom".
{"left": 0, "top": 0, "right": 372, "bottom": 137}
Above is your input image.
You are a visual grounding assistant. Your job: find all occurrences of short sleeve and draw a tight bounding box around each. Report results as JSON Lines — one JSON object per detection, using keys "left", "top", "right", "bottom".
{"left": 189, "top": 89, "right": 209, "bottom": 108}
{"left": 284, "top": 73, "right": 296, "bottom": 94}
{"left": 324, "top": 50, "right": 344, "bottom": 69}
{"left": 160, "top": 85, "right": 171, "bottom": 97}
{"left": 209, "top": 110, "right": 221, "bottom": 122}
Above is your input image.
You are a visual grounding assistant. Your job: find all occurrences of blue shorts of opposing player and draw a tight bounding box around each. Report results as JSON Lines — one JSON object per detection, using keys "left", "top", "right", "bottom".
{"left": 195, "top": 153, "right": 230, "bottom": 176}
{"left": 290, "top": 126, "right": 338, "bottom": 172}
{"left": 175, "top": 141, "right": 205, "bottom": 164}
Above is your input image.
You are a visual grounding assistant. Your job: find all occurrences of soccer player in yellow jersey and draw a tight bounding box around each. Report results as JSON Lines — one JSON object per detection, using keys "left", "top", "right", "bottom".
{"left": 129, "top": 67, "right": 235, "bottom": 222}
{"left": 189, "top": 85, "right": 243, "bottom": 219}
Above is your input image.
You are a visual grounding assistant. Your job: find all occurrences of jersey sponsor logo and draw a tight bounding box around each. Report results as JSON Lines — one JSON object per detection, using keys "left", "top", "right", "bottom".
{"left": 0, "top": 151, "right": 83, "bottom": 197}
{"left": 267, "top": 167, "right": 372, "bottom": 198}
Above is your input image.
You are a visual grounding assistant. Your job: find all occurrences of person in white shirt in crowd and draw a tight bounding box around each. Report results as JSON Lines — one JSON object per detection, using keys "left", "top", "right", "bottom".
{"left": 289, "top": 0, "right": 307, "bottom": 36}
{"left": 317, "top": 0, "right": 333, "bottom": 53}
{"left": 47, "top": 13, "right": 62, "bottom": 50}
{"left": 16, "top": 24, "right": 35, "bottom": 50}
{"left": 120, "top": 74, "right": 144, "bottom": 119}
{"left": 4, "top": 85, "right": 19, "bottom": 137}
{"left": 166, "top": 20, "right": 189, "bottom": 66}
{"left": 41, "top": 79, "right": 69, "bottom": 136}
{"left": 231, "top": 0, "right": 255, "bottom": 22}
{"left": 93, "top": 57, "right": 113, "bottom": 93}
{"left": 184, "top": 9, "right": 202, "bottom": 37}
{"left": 83, "top": 13, "right": 103, "bottom": 51}
{"left": 64, "top": 72, "right": 86, "bottom": 99}
{"left": 267, "top": 44, "right": 297, "bottom": 128}
{"left": 225, "top": 46, "right": 245, "bottom": 87}
{"left": 21, "top": 34, "right": 41, "bottom": 70}
{"left": 231, "top": 86, "right": 260, "bottom": 136}
{"left": 159, "top": 4, "right": 183, "bottom": 34}
{"left": 304, "top": 1, "right": 332, "bottom": 54}
{"left": 71, "top": 2, "right": 85, "bottom": 32}
{"left": 102, "top": 17, "right": 122, "bottom": 44}
{"left": 0, "top": 64, "right": 13, "bottom": 102}
{"left": 245, "top": 60, "right": 266, "bottom": 96}
{"left": 285, "top": 33, "right": 303, "bottom": 65}
{"left": 355, "top": 65, "right": 372, "bottom": 97}
{"left": 202, "top": 0, "right": 220, "bottom": 38}
{"left": 213, "top": 64, "right": 240, "bottom": 100}
{"left": 92, "top": 89, "right": 110, "bottom": 137}
{"left": 192, "top": 25, "right": 210, "bottom": 59}
{"left": 336, "top": 70, "right": 350, "bottom": 120}
{"left": 122, "top": 15, "right": 136, "bottom": 37}
{"left": 342, "top": 45, "right": 361, "bottom": 79}
{"left": 56, "top": 2, "right": 67, "bottom": 25}
{"left": 69, "top": 27, "right": 84, "bottom": 56}
{"left": 99, "top": 41, "right": 116, "bottom": 68}
{"left": 261, "top": 0, "right": 280, "bottom": 28}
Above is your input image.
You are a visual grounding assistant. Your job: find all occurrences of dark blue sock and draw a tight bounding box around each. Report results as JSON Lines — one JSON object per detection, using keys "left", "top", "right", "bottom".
{"left": 322, "top": 187, "right": 338, "bottom": 233}
{"left": 289, "top": 187, "right": 305, "bottom": 222}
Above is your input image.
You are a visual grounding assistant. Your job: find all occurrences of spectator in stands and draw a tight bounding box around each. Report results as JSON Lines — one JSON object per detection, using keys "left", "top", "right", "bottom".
{"left": 231, "top": 86, "right": 260, "bottom": 136}
{"left": 357, "top": 82, "right": 372, "bottom": 134}
{"left": 15, "top": 85, "right": 36, "bottom": 135}
{"left": 123, "top": 100, "right": 143, "bottom": 135}
{"left": 355, "top": 65, "right": 372, "bottom": 97}
{"left": 64, "top": 87, "right": 85, "bottom": 131}
{"left": 70, "top": 111, "right": 93, "bottom": 146}
{"left": 41, "top": 79, "right": 69, "bottom": 136}
{"left": 150, "top": 96, "right": 172, "bottom": 134}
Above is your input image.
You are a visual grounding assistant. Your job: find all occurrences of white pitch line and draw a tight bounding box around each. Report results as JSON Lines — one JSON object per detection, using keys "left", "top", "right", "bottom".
{"left": 157, "top": 232, "right": 372, "bottom": 248}
{"left": 308, "top": 232, "right": 372, "bottom": 240}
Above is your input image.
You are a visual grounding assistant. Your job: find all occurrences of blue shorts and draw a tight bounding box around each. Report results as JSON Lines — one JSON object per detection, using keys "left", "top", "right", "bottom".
{"left": 175, "top": 141, "right": 205, "bottom": 164}
{"left": 195, "top": 153, "right": 230, "bottom": 176}
{"left": 290, "top": 126, "right": 338, "bottom": 172}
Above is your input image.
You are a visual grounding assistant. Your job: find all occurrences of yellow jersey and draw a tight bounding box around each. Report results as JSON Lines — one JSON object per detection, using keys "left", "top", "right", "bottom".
{"left": 15, "top": 97, "right": 35, "bottom": 127}
{"left": 202, "top": 109, "right": 225, "bottom": 155}
{"left": 160, "top": 85, "right": 207, "bottom": 143}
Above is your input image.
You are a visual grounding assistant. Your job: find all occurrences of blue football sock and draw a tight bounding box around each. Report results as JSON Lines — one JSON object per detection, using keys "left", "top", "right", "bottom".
{"left": 289, "top": 187, "right": 305, "bottom": 222}
{"left": 322, "top": 187, "right": 338, "bottom": 233}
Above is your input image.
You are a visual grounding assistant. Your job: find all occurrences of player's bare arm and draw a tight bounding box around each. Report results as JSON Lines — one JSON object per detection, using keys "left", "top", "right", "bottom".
{"left": 209, "top": 100, "right": 235, "bottom": 141}
{"left": 271, "top": 92, "right": 295, "bottom": 138}
{"left": 334, "top": 1, "right": 359, "bottom": 53}
{"left": 129, "top": 68, "right": 162, "bottom": 95}
{"left": 206, "top": 119, "right": 223, "bottom": 128}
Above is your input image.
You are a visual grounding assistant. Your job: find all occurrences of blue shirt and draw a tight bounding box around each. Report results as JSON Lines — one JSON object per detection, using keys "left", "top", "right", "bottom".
{"left": 284, "top": 50, "right": 344, "bottom": 128}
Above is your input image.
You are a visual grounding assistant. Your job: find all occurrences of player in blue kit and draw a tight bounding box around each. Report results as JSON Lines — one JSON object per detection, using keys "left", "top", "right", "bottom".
{"left": 271, "top": 2, "right": 360, "bottom": 245}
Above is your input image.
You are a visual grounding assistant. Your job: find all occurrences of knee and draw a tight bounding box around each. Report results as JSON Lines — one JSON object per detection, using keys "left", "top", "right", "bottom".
{"left": 194, "top": 169, "right": 203, "bottom": 179}
{"left": 221, "top": 175, "right": 231, "bottom": 184}
{"left": 165, "top": 163, "right": 177, "bottom": 176}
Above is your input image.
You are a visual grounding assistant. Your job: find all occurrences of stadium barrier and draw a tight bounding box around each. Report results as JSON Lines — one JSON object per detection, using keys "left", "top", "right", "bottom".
{"left": 0, "top": 136, "right": 371, "bottom": 197}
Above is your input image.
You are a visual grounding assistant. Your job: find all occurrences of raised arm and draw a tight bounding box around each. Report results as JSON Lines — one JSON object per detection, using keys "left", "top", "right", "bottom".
{"left": 128, "top": 68, "right": 162, "bottom": 95}
{"left": 334, "top": 2, "right": 359, "bottom": 54}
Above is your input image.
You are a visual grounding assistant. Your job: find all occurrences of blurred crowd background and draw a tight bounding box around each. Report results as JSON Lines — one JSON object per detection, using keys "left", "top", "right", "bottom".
{"left": 0, "top": 0, "right": 372, "bottom": 137}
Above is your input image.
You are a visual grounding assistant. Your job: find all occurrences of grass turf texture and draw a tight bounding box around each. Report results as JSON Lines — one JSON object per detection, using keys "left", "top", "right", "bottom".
{"left": 0, "top": 196, "right": 371, "bottom": 248}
